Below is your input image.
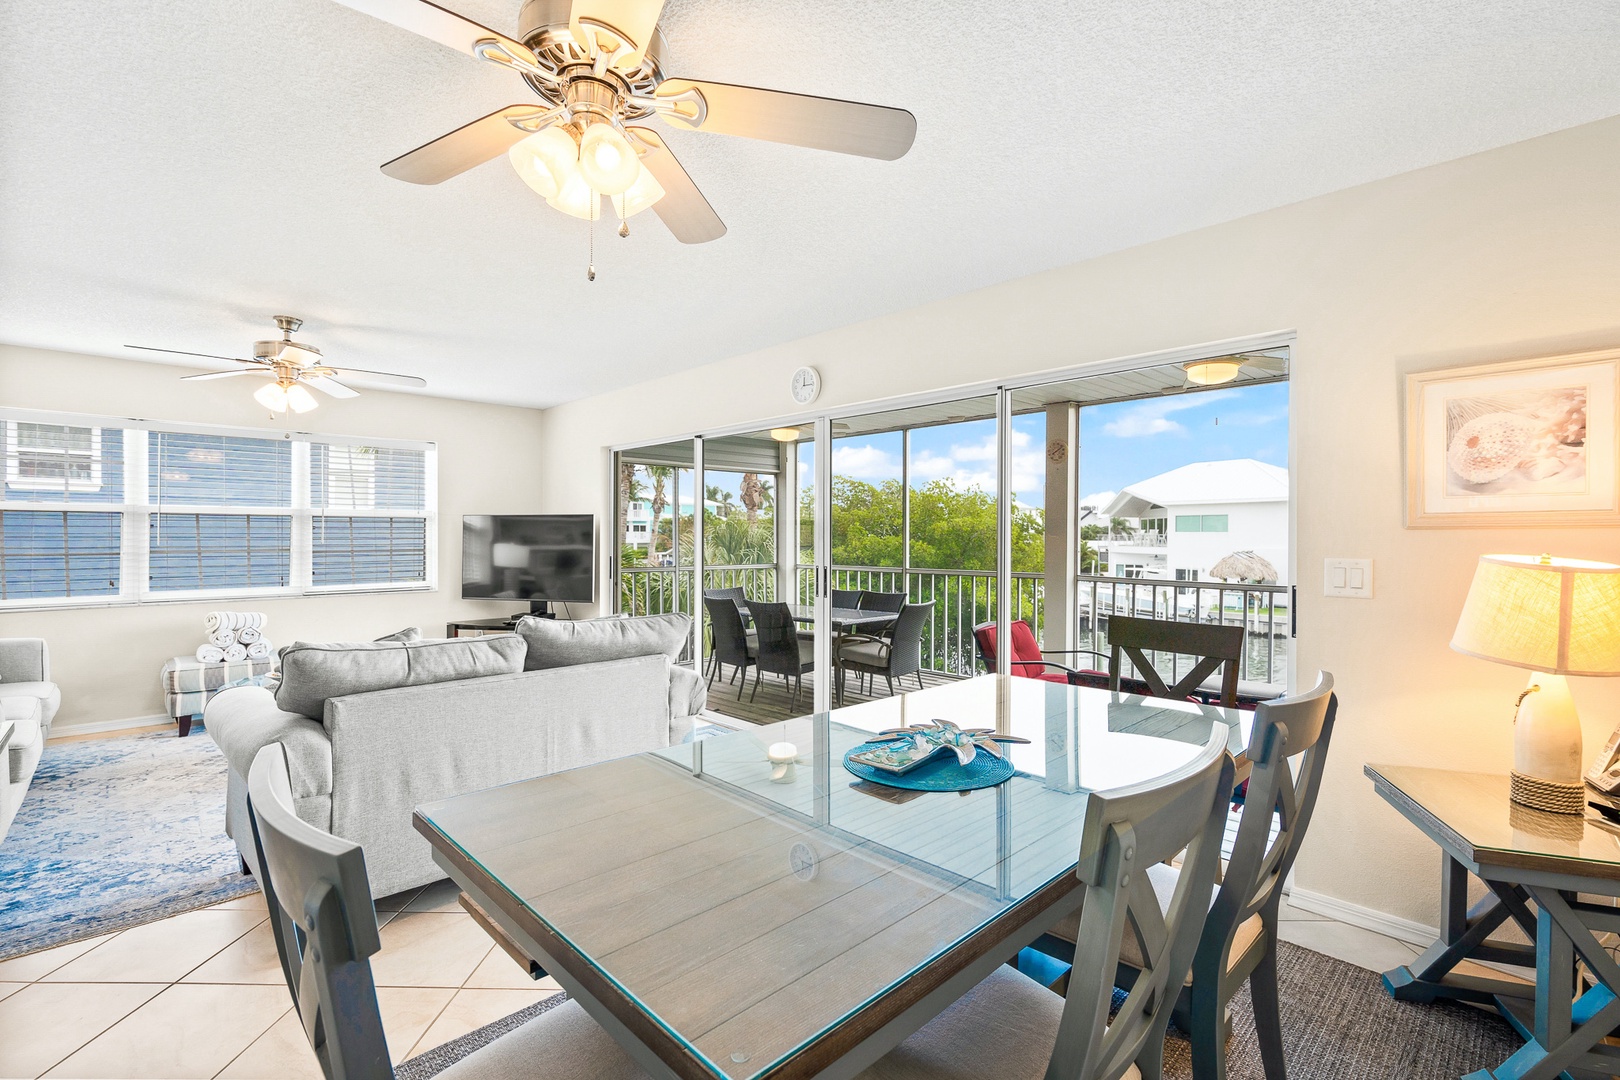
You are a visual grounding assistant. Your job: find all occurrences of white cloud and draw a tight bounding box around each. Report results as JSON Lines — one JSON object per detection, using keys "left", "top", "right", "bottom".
{"left": 1100, "top": 396, "right": 1211, "bottom": 438}
{"left": 902, "top": 428, "right": 1043, "bottom": 501}
{"left": 1079, "top": 490, "right": 1117, "bottom": 511}
{"left": 831, "top": 442, "right": 900, "bottom": 481}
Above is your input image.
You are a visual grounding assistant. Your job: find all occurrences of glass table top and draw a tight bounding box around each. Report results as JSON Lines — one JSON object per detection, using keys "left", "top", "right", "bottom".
{"left": 417, "top": 675, "right": 1248, "bottom": 1080}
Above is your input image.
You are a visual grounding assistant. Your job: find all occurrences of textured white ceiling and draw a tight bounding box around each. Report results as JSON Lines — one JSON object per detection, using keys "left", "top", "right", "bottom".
{"left": 2, "top": 0, "right": 1617, "bottom": 408}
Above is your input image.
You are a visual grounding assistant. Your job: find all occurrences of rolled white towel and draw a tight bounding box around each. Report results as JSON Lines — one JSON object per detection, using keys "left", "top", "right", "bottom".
{"left": 206, "top": 611, "right": 266, "bottom": 634}
{"left": 195, "top": 644, "right": 226, "bottom": 663}
{"left": 223, "top": 642, "right": 248, "bottom": 662}
{"left": 245, "top": 640, "right": 272, "bottom": 660}
{"left": 209, "top": 629, "right": 235, "bottom": 648}
{"left": 236, "top": 626, "right": 262, "bottom": 645}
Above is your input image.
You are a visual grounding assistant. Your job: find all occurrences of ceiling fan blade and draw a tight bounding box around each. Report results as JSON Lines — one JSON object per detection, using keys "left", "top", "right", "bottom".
{"left": 331, "top": 0, "right": 542, "bottom": 70}
{"left": 570, "top": 0, "right": 664, "bottom": 71}
{"left": 654, "top": 79, "right": 916, "bottom": 160}
{"left": 629, "top": 127, "right": 725, "bottom": 244}
{"left": 180, "top": 369, "right": 260, "bottom": 381}
{"left": 382, "top": 104, "right": 554, "bottom": 184}
{"left": 305, "top": 377, "right": 361, "bottom": 399}
{"left": 325, "top": 366, "right": 428, "bottom": 389}
{"left": 1238, "top": 354, "right": 1290, "bottom": 374}
{"left": 127, "top": 345, "right": 252, "bottom": 363}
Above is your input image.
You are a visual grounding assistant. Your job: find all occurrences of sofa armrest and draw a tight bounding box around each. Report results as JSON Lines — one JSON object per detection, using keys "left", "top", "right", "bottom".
{"left": 669, "top": 663, "right": 706, "bottom": 720}
{"left": 0, "top": 638, "right": 48, "bottom": 684}
{"left": 205, "top": 686, "right": 333, "bottom": 803}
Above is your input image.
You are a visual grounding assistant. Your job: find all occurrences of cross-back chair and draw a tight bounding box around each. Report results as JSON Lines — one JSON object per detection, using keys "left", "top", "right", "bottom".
{"left": 856, "top": 728, "right": 1235, "bottom": 1080}
{"left": 1107, "top": 616, "right": 1244, "bottom": 709}
{"left": 1031, "top": 672, "right": 1336, "bottom": 1080}
{"left": 246, "top": 744, "right": 649, "bottom": 1080}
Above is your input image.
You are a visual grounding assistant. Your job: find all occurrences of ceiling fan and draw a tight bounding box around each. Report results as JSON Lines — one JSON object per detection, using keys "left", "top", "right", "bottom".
{"left": 1183, "top": 352, "right": 1290, "bottom": 386}
{"left": 127, "top": 316, "right": 428, "bottom": 414}
{"left": 336, "top": 0, "right": 916, "bottom": 263}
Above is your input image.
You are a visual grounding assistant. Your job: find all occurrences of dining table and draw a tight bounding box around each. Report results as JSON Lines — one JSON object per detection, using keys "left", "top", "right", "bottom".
{"left": 414, "top": 674, "right": 1252, "bottom": 1080}
{"left": 737, "top": 602, "right": 899, "bottom": 706}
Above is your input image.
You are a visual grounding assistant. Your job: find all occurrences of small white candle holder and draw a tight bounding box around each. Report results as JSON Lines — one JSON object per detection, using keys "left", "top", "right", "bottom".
{"left": 767, "top": 741, "right": 799, "bottom": 784}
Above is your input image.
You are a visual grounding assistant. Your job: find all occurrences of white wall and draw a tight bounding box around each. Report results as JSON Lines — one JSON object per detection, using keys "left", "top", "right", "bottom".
{"left": 0, "top": 346, "right": 549, "bottom": 730}
{"left": 1165, "top": 500, "right": 1290, "bottom": 584}
{"left": 532, "top": 115, "right": 1620, "bottom": 926}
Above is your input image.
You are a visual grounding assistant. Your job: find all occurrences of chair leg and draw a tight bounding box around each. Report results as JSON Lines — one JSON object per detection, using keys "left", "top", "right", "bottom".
{"left": 915, "top": 671, "right": 925, "bottom": 690}
{"left": 1248, "top": 931, "right": 1287, "bottom": 1080}
{"left": 1187, "top": 965, "right": 1228, "bottom": 1080}
{"left": 885, "top": 675, "right": 894, "bottom": 696}
{"left": 740, "top": 665, "right": 752, "bottom": 701}
{"left": 749, "top": 667, "right": 762, "bottom": 703}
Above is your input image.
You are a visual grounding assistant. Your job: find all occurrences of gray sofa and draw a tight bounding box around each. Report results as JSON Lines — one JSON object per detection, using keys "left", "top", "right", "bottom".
{"left": 206, "top": 615, "right": 704, "bottom": 897}
{"left": 0, "top": 637, "right": 61, "bottom": 843}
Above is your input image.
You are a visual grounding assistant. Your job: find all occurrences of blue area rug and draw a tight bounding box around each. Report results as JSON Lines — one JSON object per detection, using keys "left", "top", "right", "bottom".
{"left": 0, "top": 727, "right": 259, "bottom": 960}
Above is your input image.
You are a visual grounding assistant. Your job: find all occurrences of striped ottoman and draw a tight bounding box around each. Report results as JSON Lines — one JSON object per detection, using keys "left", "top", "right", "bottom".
{"left": 160, "top": 656, "right": 278, "bottom": 737}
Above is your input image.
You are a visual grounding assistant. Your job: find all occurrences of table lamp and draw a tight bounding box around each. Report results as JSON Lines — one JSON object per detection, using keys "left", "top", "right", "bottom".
{"left": 1451, "top": 554, "right": 1620, "bottom": 814}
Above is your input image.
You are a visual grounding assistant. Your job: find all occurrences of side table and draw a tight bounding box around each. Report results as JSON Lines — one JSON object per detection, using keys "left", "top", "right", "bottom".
{"left": 160, "top": 655, "right": 278, "bottom": 736}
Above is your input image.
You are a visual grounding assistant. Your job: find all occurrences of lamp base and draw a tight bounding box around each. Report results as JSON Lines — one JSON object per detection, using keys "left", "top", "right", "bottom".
{"left": 1509, "top": 770, "right": 1586, "bottom": 815}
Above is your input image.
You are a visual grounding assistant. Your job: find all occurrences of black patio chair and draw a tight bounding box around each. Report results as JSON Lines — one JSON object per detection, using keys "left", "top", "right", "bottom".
{"left": 747, "top": 601, "right": 814, "bottom": 711}
{"left": 837, "top": 601, "right": 934, "bottom": 702}
{"left": 703, "top": 595, "right": 756, "bottom": 696}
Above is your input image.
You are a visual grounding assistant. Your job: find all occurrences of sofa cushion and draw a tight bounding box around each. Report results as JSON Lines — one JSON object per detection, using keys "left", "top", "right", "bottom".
{"left": 374, "top": 627, "right": 423, "bottom": 643}
{"left": 3, "top": 696, "right": 42, "bottom": 783}
{"left": 0, "top": 681, "right": 60, "bottom": 730}
{"left": 275, "top": 635, "right": 526, "bottom": 720}
{"left": 516, "top": 613, "right": 690, "bottom": 671}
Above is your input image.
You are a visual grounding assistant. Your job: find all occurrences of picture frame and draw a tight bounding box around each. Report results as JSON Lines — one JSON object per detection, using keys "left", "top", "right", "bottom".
{"left": 1405, "top": 347, "right": 1620, "bottom": 528}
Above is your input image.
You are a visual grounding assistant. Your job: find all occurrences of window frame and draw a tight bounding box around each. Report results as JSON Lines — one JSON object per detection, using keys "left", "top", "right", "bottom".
{"left": 0, "top": 410, "right": 437, "bottom": 610}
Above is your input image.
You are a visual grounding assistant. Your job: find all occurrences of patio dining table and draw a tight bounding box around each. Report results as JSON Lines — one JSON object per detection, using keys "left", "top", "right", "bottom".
{"left": 415, "top": 675, "right": 1252, "bottom": 1080}
{"left": 738, "top": 602, "right": 899, "bottom": 706}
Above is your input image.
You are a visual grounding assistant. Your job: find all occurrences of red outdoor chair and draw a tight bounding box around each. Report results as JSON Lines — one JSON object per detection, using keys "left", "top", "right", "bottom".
{"left": 972, "top": 620, "right": 1108, "bottom": 686}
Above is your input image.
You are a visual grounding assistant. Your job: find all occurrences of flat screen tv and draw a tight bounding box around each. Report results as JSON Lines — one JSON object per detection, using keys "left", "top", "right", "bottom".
{"left": 461, "top": 514, "right": 596, "bottom": 609}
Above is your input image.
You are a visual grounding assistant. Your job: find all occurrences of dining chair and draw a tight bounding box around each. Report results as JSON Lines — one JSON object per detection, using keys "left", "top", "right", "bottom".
{"left": 703, "top": 595, "right": 756, "bottom": 698}
{"left": 1032, "top": 672, "right": 1337, "bottom": 1080}
{"left": 748, "top": 601, "right": 815, "bottom": 710}
{"left": 1107, "top": 616, "right": 1245, "bottom": 709}
{"left": 244, "top": 743, "right": 648, "bottom": 1080}
{"left": 832, "top": 588, "right": 863, "bottom": 610}
{"left": 972, "top": 620, "right": 1106, "bottom": 684}
{"left": 856, "top": 732, "right": 1236, "bottom": 1080}
{"left": 701, "top": 587, "right": 749, "bottom": 677}
{"left": 837, "top": 601, "right": 934, "bottom": 700}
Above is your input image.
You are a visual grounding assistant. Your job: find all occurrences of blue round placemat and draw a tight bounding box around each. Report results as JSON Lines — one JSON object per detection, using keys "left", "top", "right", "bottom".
{"left": 843, "top": 742, "right": 1015, "bottom": 792}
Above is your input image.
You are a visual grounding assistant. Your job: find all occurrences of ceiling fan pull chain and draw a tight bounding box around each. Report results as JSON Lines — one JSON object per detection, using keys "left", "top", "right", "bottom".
{"left": 617, "top": 194, "right": 629, "bottom": 238}
{"left": 587, "top": 209, "right": 596, "bottom": 281}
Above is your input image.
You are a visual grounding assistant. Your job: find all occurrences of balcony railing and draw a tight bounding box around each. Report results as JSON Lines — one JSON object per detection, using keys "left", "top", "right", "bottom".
{"left": 1090, "top": 532, "right": 1168, "bottom": 547}
{"left": 617, "top": 564, "right": 1287, "bottom": 690}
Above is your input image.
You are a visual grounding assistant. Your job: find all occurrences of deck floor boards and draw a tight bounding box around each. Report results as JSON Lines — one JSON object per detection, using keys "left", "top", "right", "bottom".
{"left": 703, "top": 664, "right": 961, "bottom": 725}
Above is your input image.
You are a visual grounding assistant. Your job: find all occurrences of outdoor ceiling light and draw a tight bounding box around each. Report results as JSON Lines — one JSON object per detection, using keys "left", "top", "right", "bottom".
{"left": 770, "top": 427, "right": 802, "bottom": 442}
{"left": 1183, "top": 357, "right": 1244, "bottom": 386}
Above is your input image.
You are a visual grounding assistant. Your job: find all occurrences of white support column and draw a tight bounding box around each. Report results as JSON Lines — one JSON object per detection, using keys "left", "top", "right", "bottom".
{"left": 777, "top": 439, "right": 797, "bottom": 604}
{"left": 813, "top": 416, "right": 833, "bottom": 713}
{"left": 1042, "top": 403, "right": 1079, "bottom": 654}
{"left": 690, "top": 437, "right": 705, "bottom": 670}
{"left": 995, "top": 389, "right": 1012, "bottom": 678}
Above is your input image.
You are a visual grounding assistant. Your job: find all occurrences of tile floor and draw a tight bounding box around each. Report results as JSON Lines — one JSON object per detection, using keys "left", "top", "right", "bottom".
{"left": 0, "top": 879, "right": 561, "bottom": 1079}
{"left": 0, "top": 877, "right": 1424, "bottom": 1079}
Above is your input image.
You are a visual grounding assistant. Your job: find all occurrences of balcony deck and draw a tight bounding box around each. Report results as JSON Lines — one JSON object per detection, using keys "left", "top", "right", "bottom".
{"left": 703, "top": 664, "right": 962, "bottom": 726}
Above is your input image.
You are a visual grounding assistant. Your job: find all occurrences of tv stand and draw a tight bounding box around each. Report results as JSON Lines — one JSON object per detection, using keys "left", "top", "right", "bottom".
{"left": 526, "top": 600, "right": 556, "bottom": 619}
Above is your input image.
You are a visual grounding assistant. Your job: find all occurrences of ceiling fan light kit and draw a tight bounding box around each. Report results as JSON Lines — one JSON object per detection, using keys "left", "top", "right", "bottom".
{"left": 1182, "top": 357, "right": 1245, "bottom": 386}
{"left": 340, "top": 0, "right": 916, "bottom": 274}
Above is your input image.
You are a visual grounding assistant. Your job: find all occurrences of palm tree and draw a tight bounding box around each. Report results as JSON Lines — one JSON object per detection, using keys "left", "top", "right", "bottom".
{"left": 740, "top": 472, "right": 766, "bottom": 525}
{"left": 647, "top": 466, "right": 672, "bottom": 557}
{"left": 706, "top": 484, "right": 736, "bottom": 518}
{"left": 705, "top": 515, "right": 774, "bottom": 565}
{"left": 617, "top": 463, "right": 646, "bottom": 551}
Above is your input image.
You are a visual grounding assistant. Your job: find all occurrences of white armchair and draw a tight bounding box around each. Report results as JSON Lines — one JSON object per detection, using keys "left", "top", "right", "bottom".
{"left": 0, "top": 637, "right": 60, "bottom": 841}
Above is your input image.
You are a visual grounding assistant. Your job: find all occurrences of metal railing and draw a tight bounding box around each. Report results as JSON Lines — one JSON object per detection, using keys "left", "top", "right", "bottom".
{"left": 1075, "top": 574, "right": 1289, "bottom": 688}
{"left": 616, "top": 564, "right": 1287, "bottom": 690}
{"left": 1090, "top": 532, "right": 1168, "bottom": 547}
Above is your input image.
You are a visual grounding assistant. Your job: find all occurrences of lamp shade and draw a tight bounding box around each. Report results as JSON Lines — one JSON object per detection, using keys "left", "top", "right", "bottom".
{"left": 1451, "top": 554, "right": 1620, "bottom": 676}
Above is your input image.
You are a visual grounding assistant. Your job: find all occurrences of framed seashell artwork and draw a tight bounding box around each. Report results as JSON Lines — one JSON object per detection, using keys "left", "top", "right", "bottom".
{"left": 1405, "top": 348, "right": 1620, "bottom": 527}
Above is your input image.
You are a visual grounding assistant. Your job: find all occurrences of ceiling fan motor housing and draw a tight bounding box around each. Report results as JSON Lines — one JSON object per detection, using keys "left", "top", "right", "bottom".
{"left": 516, "top": 0, "right": 667, "bottom": 115}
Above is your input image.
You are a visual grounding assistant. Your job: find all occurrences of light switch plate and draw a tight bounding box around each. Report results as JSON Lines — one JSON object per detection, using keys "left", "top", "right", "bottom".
{"left": 1324, "top": 558, "right": 1373, "bottom": 598}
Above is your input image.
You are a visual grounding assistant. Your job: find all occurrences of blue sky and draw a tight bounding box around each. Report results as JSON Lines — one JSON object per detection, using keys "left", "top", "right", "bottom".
{"left": 825, "top": 382, "right": 1289, "bottom": 509}
{"left": 693, "top": 381, "right": 1289, "bottom": 513}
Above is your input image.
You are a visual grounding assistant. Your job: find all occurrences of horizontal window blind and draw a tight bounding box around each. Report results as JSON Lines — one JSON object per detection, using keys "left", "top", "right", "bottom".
{"left": 0, "top": 413, "right": 435, "bottom": 606}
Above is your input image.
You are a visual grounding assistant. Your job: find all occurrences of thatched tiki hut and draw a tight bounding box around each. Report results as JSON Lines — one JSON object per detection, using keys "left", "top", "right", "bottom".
{"left": 1210, "top": 550, "right": 1279, "bottom": 584}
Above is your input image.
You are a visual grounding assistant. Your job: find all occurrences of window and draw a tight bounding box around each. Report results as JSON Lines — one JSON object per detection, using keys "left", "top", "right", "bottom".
{"left": 1174, "top": 514, "right": 1229, "bottom": 532}
{"left": 0, "top": 413, "right": 435, "bottom": 607}
{"left": 5, "top": 423, "right": 103, "bottom": 492}
{"left": 1175, "top": 568, "right": 1200, "bottom": 581}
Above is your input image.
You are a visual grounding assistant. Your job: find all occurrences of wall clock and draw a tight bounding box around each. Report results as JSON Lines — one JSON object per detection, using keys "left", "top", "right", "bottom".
{"left": 791, "top": 366, "right": 821, "bottom": 405}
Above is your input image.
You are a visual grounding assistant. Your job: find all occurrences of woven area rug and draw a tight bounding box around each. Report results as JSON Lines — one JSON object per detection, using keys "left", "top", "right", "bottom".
{"left": 393, "top": 942, "right": 1523, "bottom": 1080}
{"left": 0, "top": 727, "right": 258, "bottom": 960}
